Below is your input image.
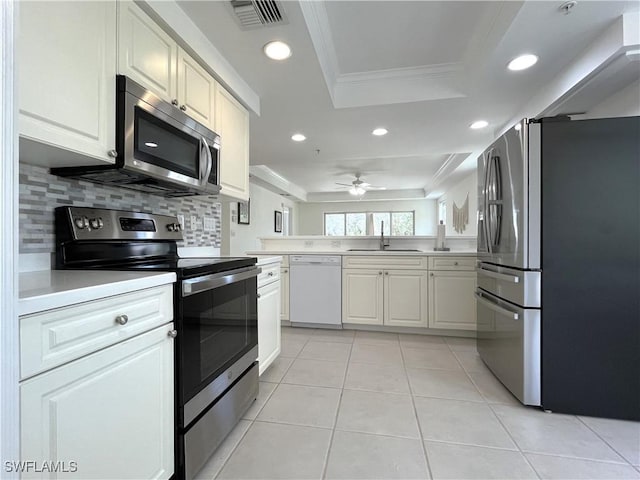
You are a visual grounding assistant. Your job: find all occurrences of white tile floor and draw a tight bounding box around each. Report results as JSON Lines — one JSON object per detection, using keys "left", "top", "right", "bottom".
{"left": 196, "top": 327, "right": 640, "bottom": 480}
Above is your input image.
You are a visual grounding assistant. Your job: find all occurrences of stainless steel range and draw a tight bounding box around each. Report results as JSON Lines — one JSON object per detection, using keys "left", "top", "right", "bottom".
{"left": 55, "top": 206, "right": 260, "bottom": 479}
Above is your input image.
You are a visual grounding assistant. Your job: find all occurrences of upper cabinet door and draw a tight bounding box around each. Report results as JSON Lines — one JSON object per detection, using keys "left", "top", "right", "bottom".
{"left": 19, "top": 1, "right": 117, "bottom": 165}
{"left": 176, "top": 48, "right": 216, "bottom": 130}
{"left": 118, "top": 1, "right": 177, "bottom": 103}
{"left": 215, "top": 85, "right": 250, "bottom": 201}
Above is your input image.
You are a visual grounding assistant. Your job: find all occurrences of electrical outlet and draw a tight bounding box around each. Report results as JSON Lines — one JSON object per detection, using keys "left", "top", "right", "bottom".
{"left": 203, "top": 217, "right": 215, "bottom": 232}
{"left": 304, "top": 240, "right": 314, "bottom": 248}
{"left": 190, "top": 216, "right": 198, "bottom": 230}
{"left": 177, "top": 215, "right": 185, "bottom": 229}
{"left": 331, "top": 240, "right": 341, "bottom": 248}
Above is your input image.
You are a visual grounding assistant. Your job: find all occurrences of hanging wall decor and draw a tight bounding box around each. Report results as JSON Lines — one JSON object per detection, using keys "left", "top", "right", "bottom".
{"left": 274, "top": 210, "right": 282, "bottom": 233}
{"left": 453, "top": 194, "right": 469, "bottom": 233}
{"left": 238, "top": 200, "right": 250, "bottom": 225}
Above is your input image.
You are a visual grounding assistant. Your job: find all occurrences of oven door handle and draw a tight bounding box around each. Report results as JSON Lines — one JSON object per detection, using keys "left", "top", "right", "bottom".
{"left": 182, "top": 266, "right": 261, "bottom": 297}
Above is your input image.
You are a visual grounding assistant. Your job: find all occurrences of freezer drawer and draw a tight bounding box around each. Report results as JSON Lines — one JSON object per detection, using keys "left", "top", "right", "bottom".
{"left": 477, "top": 262, "right": 540, "bottom": 308}
{"left": 476, "top": 289, "right": 540, "bottom": 406}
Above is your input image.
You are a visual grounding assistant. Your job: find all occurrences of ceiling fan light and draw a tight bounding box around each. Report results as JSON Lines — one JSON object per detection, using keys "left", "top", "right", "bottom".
{"left": 349, "top": 186, "right": 366, "bottom": 196}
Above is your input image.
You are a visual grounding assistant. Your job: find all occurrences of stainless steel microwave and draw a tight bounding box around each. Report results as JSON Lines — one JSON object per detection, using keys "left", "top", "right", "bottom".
{"left": 51, "top": 75, "right": 221, "bottom": 197}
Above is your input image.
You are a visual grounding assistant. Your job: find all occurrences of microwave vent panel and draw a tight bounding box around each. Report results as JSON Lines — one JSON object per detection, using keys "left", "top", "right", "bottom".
{"left": 229, "top": 0, "right": 288, "bottom": 29}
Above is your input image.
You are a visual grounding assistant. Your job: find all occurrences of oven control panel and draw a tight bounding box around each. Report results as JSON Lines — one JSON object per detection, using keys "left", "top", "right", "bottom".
{"left": 57, "top": 207, "right": 184, "bottom": 241}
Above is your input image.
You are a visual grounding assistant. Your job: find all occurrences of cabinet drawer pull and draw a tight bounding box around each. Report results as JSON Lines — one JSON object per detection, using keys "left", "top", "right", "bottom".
{"left": 268, "top": 272, "right": 274, "bottom": 277}
{"left": 107, "top": 149, "right": 118, "bottom": 158}
{"left": 171, "top": 99, "right": 179, "bottom": 106}
{"left": 115, "top": 314, "right": 128, "bottom": 325}
{"left": 384, "top": 271, "right": 389, "bottom": 275}
{"left": 168, "top": 329, "right": 177, "bottom": 338}
{"left": 378, "top": 271, "right": 383, "bottom": 275}
{"left": 180, "top": 105, "right": 187, "bottom": 111}
{"left": 430, "top": 272, "right": 434, "bottom": 277}
{"left": 283, "top": 269, "right": 288, "bottom": 273}
{"left": 454, "top": 261, "right": 459, "bottom": 266}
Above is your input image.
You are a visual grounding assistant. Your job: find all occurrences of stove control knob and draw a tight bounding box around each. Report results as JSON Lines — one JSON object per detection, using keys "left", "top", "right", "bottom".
{"left": 75, "top": 216, "right": 90, "bottom": 230}
{"left": 89, "top": 218, "right": 101, "bottom": 229}
{"left": 97, "top": 218, "right": 104, "bottom": 229}
{"left": 167, "top": 223, "right": 176, "bottom": 232}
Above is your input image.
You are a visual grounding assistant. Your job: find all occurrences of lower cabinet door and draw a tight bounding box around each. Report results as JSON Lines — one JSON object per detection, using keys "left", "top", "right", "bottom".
{"left": 428, "top": 271, "right": 478, "bottom": 330}
{"left": 20, "top": 324, "right": 175, "bottom": 480}
{"left": 384, "top": 270, "right": 428, "bottom": 327}
{"left": 258, "top": 280, "right": 281, "bottom": 375}
{"left": 342, "top": 269, "right": 384, "bottom": 325}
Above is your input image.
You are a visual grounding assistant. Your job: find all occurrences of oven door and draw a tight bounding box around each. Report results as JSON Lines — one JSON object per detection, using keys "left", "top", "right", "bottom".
{"left": 178, "top": 266, "right": 259, "bottom": 427}
{"left": 121, "top": 82, "right": 220, "bottom": 195}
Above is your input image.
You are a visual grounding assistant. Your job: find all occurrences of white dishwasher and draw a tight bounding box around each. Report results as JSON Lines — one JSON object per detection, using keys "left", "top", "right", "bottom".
{"left": 289, "top": 255, "right": 342, "bottom": 328}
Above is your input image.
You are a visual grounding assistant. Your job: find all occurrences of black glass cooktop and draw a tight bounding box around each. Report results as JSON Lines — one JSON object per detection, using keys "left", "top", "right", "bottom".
{"left": 118, "top": 256, "right": 257, "bottom": 278}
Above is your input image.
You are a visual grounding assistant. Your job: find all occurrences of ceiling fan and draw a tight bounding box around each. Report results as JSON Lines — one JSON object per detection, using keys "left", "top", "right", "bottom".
{"left": 335, "top": 174, "right": 386, "bottom": 196}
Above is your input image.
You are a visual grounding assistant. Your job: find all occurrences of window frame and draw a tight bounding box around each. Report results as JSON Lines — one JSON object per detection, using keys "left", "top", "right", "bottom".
{"left": 323, "top": 211, "right": 415, "bottom": 236}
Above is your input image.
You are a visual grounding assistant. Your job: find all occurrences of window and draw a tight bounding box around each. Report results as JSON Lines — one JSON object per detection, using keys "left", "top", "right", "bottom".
{"left": 324, "top": 211, "right": 414, "bottom": 236}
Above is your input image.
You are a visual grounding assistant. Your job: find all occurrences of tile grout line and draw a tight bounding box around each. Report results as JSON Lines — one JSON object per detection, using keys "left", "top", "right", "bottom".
{"left": 575, "top": 415, "right": 636, "bottom": 467}
{"left": 320, "top": 337, "right": 355, "bottom": 480}
{"left": 401, "top": 333, "right": 435, "bottom": 480}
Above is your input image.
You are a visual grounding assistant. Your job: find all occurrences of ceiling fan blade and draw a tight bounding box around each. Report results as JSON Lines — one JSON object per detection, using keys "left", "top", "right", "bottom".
{"left": 335, "top": 182, "right": 352, "bottom": 187}
{"left": 364, "top": 185, "right": 386, "bottom": 190}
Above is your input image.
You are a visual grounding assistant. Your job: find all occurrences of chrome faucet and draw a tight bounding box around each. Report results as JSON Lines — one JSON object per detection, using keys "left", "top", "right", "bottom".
{"left": 379, "top": 221, "right": 389, "bottom": 250}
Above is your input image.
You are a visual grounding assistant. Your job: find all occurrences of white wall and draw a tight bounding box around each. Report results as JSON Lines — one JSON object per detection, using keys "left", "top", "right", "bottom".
{"left": 579, "top": 79, "right": 640, "bottom": 119}
{"left": 224, "top": 182, "right": 297, "bottom": 255}
{"left": 297, "top": 199, "right": 437, "bottom": 235}
{"left": 439, "top": 170, "right": 477, "bottom": 237}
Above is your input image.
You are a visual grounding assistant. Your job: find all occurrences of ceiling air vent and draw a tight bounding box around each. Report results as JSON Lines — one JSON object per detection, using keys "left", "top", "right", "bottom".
{"left": 229, "top": 0, "right": 288, "bottom": 29}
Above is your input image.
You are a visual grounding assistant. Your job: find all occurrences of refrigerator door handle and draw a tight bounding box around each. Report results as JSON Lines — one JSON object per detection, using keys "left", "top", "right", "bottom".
{"left": 476, "top": 266, "right": 520, "bottom": 284}
{"left": 492, "top": 155, "right": 503, "bottom": 246}
{"left": 475, "top": 291, "right": 520, "bottom": 320}
{"left": 483, "top": 152, "right": 493, "bottom": 253}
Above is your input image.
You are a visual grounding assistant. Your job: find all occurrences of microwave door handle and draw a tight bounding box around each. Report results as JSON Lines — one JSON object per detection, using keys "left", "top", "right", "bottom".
{"left": 201, "top": 137, "right": 213, "bottom": 186}
{"left": 198, "top": 137, "right": 208, "bottom": 185}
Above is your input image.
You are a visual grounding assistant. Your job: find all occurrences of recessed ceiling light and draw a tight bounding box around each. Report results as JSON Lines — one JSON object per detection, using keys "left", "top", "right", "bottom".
{"left": 291, "top": 133, "right": 306, "bottom": 142}
{"left": 372, "top": 128, "right": 388, "bottom": 136}
{"left": 263, "top": 41, "right": 292, "bottom": 61}
{"left": 514, "top": 124, "right": 522, "bottom": 131}
{"left": 470, "top": 120, "right": 488, "bottom": 129}
{"left": 508, "top": 54, "right": 538, "bottom": 71}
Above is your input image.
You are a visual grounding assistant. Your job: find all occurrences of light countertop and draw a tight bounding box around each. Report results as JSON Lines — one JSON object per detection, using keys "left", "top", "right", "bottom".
{"left": 247, "top": 250, "right": 477, "bottom": 257}
{"left": 19, "top": 270, "right": 177, "bottom": 316}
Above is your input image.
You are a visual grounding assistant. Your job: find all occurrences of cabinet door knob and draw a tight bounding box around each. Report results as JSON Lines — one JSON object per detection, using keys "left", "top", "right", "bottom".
{"left": 384, "top": 272, "right": 389, "bottom": 275}
{"left": 257, "top": 293, "right": 262, "bottom": 298}
{"left": 430, "top": 272, "right": 434, "bottom": 277}
{"left": 171, "top": 99, "right": 179, "bottom": 106}
{"left": 378, "top": 271, "right": 383, "bottom": 275}
{"left": 283, "top": 269, "right": 288, "bottom": 273}
{"left": 168, "top": 329, "right": 177, "bottom": 338}
{"left": 180, "top": 105, "right": 187, "bottom": 111}
{"left": 454, "top": 261, "right": 459, "bottom": 266}
{"left": 268, "top": 272, "right": 274, "bottom": 276}
{"left": 115, "top": 314, "right": 128, "bottom": 325}
{"left": 107, "top": 149, "right": 118, "bottom": 158}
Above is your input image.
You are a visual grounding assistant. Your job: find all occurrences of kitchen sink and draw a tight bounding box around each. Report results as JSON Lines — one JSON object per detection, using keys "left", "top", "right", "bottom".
{"left": 347, "top": 248, "right": 422, "bottom": 252}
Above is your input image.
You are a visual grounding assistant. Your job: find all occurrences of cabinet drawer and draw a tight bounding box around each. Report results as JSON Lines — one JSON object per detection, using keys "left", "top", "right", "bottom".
{"left": 343, "top": 255, "right": 428, "bottom": 270}
{"left": 428, "top": 256, "right": 477, "bottom": 271}
{"left": 258, "top": 264, "right": 280, "bottom": 287}
{"left": 20, "top": 284, "right": 173, "bottom": 379}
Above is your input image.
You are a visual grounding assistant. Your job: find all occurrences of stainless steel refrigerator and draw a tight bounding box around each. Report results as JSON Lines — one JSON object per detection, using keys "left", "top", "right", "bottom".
{"left": 476, "top": 116, "right": 639, "bottom": 420}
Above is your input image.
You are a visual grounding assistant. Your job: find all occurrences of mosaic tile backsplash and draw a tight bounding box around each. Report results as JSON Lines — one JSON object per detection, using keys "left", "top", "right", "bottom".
{"left": 20, "top": 163, "right": 221, "bottom": 254}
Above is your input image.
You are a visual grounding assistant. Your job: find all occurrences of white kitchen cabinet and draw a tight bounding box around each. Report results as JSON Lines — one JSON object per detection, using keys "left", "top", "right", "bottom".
{"left": 343, "top": 256, "right": 427, "bottom": 327}
{"left": 258, "top": 279, "right": 281, "bottom": 375}
{"left": 118, "top": 1, "right": 178, "bottom": 103}
{"left": 118, "top": 1, "right": 217, "bottom": 130}
{"left": 342, "top": 269, "right": 384, "bottom": 325}
{"left": 384, "top": 270, "right": 428, "bottom": 327}
{"left": 177, "top": 48, "right": 216, "bottom": 129}
{"left": 280, "top": 266, "right": 290, "bottom": 321}
{"left": 19, "top": 281, "right": 175, "bottom": 479}
{"left": 19, "top": 1, "right": 117, "bottom": 166}
{"left": 20, "top": 323, "right": 175, "bottom": 480}
{"left": 215, "top": 84, "right": 250, "bottom": 201}
{"left": 257, "top": 260, "right": 281, "bottom": 375}
{"left": 428, "top": 270, "right": 477, "bottom": 330}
